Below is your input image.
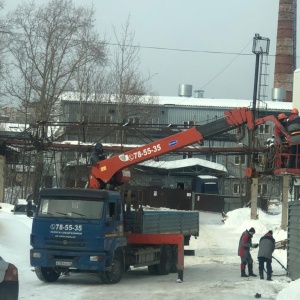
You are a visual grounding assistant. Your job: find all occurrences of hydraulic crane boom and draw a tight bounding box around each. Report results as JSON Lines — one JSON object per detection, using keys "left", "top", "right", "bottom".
{"left": 89, "top": 107, "right": 256, "bottom": 189}
{"left": 254, "top": 115, "right": 290, "bottom": 141}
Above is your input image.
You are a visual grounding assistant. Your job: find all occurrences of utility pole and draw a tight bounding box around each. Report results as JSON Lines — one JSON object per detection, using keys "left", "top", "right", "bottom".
{"left": 281, "top": 175, "right": 289, "bottom": 230}
{"left": 250, "top": 34, "right": 270, "bottom": 220}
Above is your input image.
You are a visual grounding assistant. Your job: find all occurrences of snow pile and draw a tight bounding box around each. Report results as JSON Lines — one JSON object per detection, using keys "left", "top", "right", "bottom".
{"left": 224, "top": 206, "right": 287, "bottom": 241}
{"left": 277, "top": 278, "right": 300, "bottom": 300}
{"left": 0, "top": 202, "right": 298, "bottom": 299}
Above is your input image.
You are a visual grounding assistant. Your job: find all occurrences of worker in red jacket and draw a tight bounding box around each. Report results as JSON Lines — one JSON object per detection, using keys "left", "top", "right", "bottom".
{"left": 238, "top": 227, "right": 258, "bottom": 277}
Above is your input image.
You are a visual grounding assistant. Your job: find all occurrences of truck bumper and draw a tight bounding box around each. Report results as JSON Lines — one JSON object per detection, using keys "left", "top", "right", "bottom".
{"left": 30, "top": 249, "right": 108, "bottom": 271}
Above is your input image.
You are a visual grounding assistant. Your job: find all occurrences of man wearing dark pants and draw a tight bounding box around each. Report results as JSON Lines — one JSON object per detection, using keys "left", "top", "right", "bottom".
{"left": 238, "top": 227, "right": 258, "bottom": 277}
{"left": 258, "top": 230, "right": 275, "bottom": 281}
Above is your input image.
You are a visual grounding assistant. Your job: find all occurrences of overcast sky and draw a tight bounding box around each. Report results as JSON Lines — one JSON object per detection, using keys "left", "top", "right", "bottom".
{"left": 5, "top": 1, "right": 299, "bottom": 100}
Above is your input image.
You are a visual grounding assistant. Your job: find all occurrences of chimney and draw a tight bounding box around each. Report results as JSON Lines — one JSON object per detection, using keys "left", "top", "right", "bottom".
{"left": 273, "top": 0, "right": 296, "bottom": 102}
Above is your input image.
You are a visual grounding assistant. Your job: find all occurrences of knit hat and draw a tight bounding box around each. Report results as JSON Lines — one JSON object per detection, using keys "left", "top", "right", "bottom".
{"left": 268, "top": 230, "right": 273, "bottom": 235}
{"left": 249, "top": 227, "right": 255, "bottom": 233}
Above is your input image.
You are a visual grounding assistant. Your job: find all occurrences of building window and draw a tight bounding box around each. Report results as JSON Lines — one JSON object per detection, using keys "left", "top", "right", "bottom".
{"left": 258, "top": 154, "right": 265, "bottom": 166}
{"left": 100, "top": 115, "right": 112, "bottom": 123}
{"left": 233, "top": 183, "right": 245, "bottom": 195}
{"left": 206, "top": 154, "right": 217, "bottom": 163}
{"left": 184, "top": 121, "right": 195, "bottom": 128}
{"left": 258, "top": 124, "right": 270, "bottom": 134}
{"left": 151, "top": 118, "right": 160, "bottom": 125}
{"left": 258, "top": 184, "right": 268, "bottom": 195}
{"left": 233, "top": 183, "right": 240, "bottom": 194}
{"left": 234, "top": 155, "right": 246, "bottom": 165}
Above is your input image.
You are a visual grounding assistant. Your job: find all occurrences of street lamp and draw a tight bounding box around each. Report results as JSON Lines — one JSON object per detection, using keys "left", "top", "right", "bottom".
{"left": 252, "top": 33, "right": 270, "bottom": 115}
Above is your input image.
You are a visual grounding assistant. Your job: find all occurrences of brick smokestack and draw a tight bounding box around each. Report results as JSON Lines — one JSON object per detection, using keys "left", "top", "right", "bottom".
{"left": 273, "top": 0, "right": 296, "bottom": 102}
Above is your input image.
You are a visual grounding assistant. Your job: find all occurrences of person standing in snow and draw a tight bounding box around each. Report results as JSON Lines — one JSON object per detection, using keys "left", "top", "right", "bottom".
{"left": 258, "top": 230, "right": 275, "bottom": 281}
{"left": 238, "top": 227, "right": 258, "bottom": 277}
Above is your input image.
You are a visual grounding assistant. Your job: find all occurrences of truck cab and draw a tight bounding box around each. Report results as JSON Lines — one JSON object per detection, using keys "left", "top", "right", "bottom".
{"left": 30, "top": 188, "right": 127, "bottom": 283}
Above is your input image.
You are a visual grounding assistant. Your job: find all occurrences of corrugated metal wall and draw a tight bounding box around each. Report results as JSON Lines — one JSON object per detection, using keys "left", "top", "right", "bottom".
{"left": 287, "top": 200, "right": 300, "bottom": 280}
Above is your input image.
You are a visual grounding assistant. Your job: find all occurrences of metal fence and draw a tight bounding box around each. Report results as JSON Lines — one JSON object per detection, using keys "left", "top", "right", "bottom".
{"left": 287, "top": 200, "right": 300, "bottom": 280}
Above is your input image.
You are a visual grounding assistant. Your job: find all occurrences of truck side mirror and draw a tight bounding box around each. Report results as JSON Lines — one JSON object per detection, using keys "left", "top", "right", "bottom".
{"left": 27, "top": 210, "right": 34, "bottom": 217}
{"left": 27, "top": 200, "right": 35, "bottom": 217}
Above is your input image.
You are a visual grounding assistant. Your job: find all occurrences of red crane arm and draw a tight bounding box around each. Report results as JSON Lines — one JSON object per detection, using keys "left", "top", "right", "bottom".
{"left": 89, "top": 107, "right": 258, "bottom": 189}
{"left": 90, "top": 127, "right": 203, "bottom": 186}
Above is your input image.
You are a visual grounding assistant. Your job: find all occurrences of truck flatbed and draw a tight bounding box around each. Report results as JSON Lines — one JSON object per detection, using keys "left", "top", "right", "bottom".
{"left": 125, "top": 209, "right": 199, "bottom": 237}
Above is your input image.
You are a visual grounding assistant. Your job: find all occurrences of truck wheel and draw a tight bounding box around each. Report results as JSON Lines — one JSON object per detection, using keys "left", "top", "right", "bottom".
{"left": 99, "top": 250, "right": 124, "bottom": 284}
{"left": 125, "top": 265, "right": 130, "bottom": 271}
{"left": 156, "top": 245, "right": 172, "bottom": 275}
{"left": 35, "top": 267, "right": 60, "bottom": 282}
{"left": 148, "top": 264, "right": 158, "bottom": 275}
{"left": 170, "top": 245, "right": 178, "bottom": 273}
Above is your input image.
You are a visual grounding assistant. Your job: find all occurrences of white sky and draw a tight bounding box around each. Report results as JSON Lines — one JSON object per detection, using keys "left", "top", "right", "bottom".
{"left": 0, "top": 202, "right": 299, "bottom": 299}
{"left": 4, "top": 0, "right": 300, "bottom": 100}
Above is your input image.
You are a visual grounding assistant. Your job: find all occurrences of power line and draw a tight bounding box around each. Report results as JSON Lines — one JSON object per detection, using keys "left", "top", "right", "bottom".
{"left": 200, "top": 39, "right": 254, "bottom": 90}
{"left": 102, "top": 42, "right": 277, "bottom": 57}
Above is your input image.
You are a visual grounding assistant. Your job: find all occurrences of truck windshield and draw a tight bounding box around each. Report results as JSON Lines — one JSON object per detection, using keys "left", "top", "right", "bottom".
{"left": 37, "top": 197, "right": 104, "bottom": 220}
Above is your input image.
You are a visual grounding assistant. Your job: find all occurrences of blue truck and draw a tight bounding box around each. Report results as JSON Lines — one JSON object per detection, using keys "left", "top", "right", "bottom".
{"left": 29, "top": 188, "right": 199, "bottom": 284}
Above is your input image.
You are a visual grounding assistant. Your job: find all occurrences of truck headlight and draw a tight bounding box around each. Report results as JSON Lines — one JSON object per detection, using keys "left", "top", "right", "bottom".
{"left": 32, "top": 252, "right": 41, "bottom": 258}
{"left": 90, "top": 256, "right": 102, "bottom": 262}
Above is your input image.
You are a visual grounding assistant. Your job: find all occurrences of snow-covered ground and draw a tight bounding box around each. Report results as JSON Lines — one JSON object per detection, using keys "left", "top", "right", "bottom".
{"left": 0, "top": 202, "right": 299, "bottom": 299}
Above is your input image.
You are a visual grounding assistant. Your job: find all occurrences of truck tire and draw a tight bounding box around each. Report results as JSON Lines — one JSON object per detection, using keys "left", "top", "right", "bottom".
{"left": 99, "top": 249, "right": 124, "bottom": 284}
{"left": 35, "top": 267, "right": 60, "bottom": 282}
{"left": 148, "top": 264, "right": 159, "bottom": 275}
{"left": 156, "top": 245, "right": 172, "bottom": 275}
{"left": 170, "top": 245, "right": 178, "bottom": 273}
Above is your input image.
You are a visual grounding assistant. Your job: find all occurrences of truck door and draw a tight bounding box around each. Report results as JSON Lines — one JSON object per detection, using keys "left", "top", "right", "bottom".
{"left": 105, "top": 201, "right": 121, "bottom": 236}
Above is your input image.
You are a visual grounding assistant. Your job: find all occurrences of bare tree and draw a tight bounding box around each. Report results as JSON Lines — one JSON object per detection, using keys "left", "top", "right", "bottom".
{"left": 70, "top": 16, "right": 159, "bottom": 146}
{"left": 70, "top": 57, "right": 109, "bottom": 123}
{"left": 0, "top": 0, "right": 11, "bottom": 101}
{"left": 4, "top": 0, "right": 106, "bottom": 200}
{"left": 106, "top": 16, "right": 158, "bottom": 142}
{"left": 6, "top": 0, "right": 106, "bottom": 120}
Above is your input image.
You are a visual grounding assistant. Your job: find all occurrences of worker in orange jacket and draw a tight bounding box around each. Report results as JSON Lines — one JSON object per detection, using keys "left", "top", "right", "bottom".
{"left": 274, "top": 113, "right": 287, "bottom": 145}
{"left": 274, "top": 113, "right": 288, "bottom": 167}
{"left": 286, "top": 108, "right": 300, "bottom": 168}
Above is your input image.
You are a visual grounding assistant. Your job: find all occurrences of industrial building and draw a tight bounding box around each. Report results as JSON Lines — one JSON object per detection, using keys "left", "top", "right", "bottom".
{"left": 58, "top": 89, "right": 293, "bottom": 203}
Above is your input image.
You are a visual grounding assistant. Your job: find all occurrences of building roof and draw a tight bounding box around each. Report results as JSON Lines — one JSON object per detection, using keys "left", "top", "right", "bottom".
{"left": 156, "top": 96, "right": 293, "bottom": 111}
{"left": 60, "top": 92, "right": 293, "bottom": 112}
{"left": 137, "top": 157, "right": 227, "bottom": 175}
{"left": 0, "top": 123, "right": 27, "bottom": 132}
